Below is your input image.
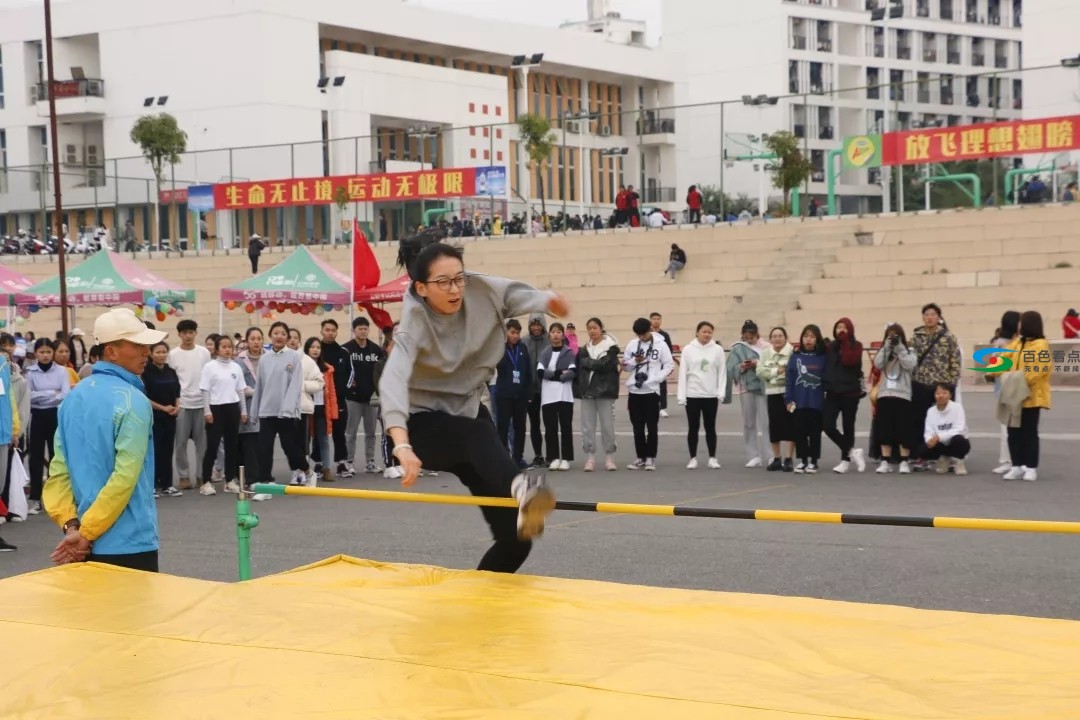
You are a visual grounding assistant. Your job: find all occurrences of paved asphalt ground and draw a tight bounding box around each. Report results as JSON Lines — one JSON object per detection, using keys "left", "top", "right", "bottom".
{"left": 2, "top": 390, "right": 1078, "bottom": 620}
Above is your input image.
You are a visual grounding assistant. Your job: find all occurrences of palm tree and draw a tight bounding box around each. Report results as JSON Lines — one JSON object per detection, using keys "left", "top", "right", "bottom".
{"left": 516, "top": 113, "right": 557, "bottom": 220}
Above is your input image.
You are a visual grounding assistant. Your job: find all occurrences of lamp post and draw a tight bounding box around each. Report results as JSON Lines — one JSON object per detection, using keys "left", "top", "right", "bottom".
{"left": 870, "top": 0, "right": 904, "bottom": 213}
{"left": 43, "top": 0, "right": 69, "bottom": 337}
{"left": 407, "top": 124, "right": 441, "bottom": 220}
{"left": 510, "top": 53, "right": 544, "bottom": 211}
{"left": 738, "top": 95, "right": 780, "bottom": 218}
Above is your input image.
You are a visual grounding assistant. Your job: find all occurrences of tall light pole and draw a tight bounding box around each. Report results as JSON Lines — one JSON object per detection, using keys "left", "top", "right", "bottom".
{"left": 871, "top": 0, "right": 903, "bottom": 213}
{"left": 510, "top": 53, "right": 544, "bottom": 212}
{"left": 44, "top": 0, "right": 68, "bottom": 337}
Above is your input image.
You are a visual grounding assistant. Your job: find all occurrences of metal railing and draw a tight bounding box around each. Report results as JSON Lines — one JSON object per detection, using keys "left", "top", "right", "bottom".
{"left": 32, "top": 78, "right": 105, "bottom": 102}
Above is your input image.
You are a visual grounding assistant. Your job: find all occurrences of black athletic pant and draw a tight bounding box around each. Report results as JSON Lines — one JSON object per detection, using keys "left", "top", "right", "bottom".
{"left": 408, "top": 406, "right": 530, "bottom": 573}
{"left": 527, "top": 394, "right": 544, "bottom": 458}
{"left": 258, "top": 416, "right": 310, "bottom": 483}
{"left": 823, "top": 393, "right": 860, "bottom": 461}
{"left": 628, "top": 392, "right": 660, "bottom": 460}
{"left": 28, "top": 406, "right": 58, "bottom": 502}
{"left": 495, "top": 395, "right": 528, "bottom": 461}
{"left": 152, "top": 411, "right": 176, "bottom": 490}
{"left": 792, "top": 408, "right": 823, "bottom": 464}
{"left": 239, "top": 432, "right": 260, "bottom": 486}
{"left": 659, "top": 381, "right": 669, "bottom": 410}
{"left": 922, "top": 436, "right": 971, "bottom": 460}
{"left": 202, "top": 403, "right": 240, "bottom": 483}
{"left": 1007, "top": 407, "right": 1041, "bottom": 469}
{"left": 331, "top": 401, "right": 349, "bottom": 463}
{"left": 685, "top": 397, "right": 719, "bottom": 457}
{"left": 542, "top": 401, "right": 574, "bottom": 462}
{"left": 88, "top": 550, "right": 159, "bottom": 572}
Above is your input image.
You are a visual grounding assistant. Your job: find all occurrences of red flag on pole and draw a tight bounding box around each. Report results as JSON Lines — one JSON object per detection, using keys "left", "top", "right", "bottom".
{"left": 361, "top": 302, "right": 395, "bottom": 331}
{"left": 351, "top": 218, "right": 380, "bottom": 294}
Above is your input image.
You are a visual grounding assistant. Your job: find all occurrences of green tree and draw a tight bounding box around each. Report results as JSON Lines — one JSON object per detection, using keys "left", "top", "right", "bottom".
{"left": 698, "top": 185, "right": 756, "bottom": 217}
{"left": 516, "top": 113, "right": 557, "bottom": 219}
{"left": 130, "top": 113, "right": 187, "bottom": 248}
{"left": 898, "top": 158, "right": 1011, "bottom": 211}
{"left": 763, "top": 131, "right": 812, "bottom": 213}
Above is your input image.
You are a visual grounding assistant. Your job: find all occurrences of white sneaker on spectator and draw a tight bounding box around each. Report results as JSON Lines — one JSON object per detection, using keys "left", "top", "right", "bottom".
{"left": 224, "top": 480, "right": 241, "bottom": 494}
{"left": 583, "top": 455, "right": 596, "bottom": 472}
{"left": 659, "top": 410, "right": 669, "bottom": 418}
{"left": 935, "top": 458, "right": 951, "bottom": 475}
{"left": 548, "top": 459, "right": 561, "bottom": 471}
{"left": 992, "top": 462, "right": 1012, "bottom": 475}
{"left": 1022, "top": 467, "right": 1038, "bottom": 482}
{"left": 306, "top": 470, "right": 318, "bottom": 488}
{"left": 686, "top": 458, "right": 698, "bottom": 470}
{"left": 707, "top": 458, "right": 722, "bottom": 469}
{"left": 627, "top": 459, "right": 646, "bottom": 471}
{"left": 199, "top": 482, "right": 216, "bottom": 496}
{"left": 644, "top": 458, "right": 656, "bottom": 471}
{"left": 28, "top": 501, "right": 41, "bottom": 515}
{"left": 559, "top": 459, "right": 570, "bottom": 471}
{"left": 833, "top": 460, "right": 850, "bottom": 474}
{"left": 793, "top": 462, "right": 806, "bottom": 474}
{"left": 875, "top": 461, "right": 892, "bottom": 474}
{"left": 1003, "top": 466, "right": 1025, "bottom": 481}
{"left": 850, "top": 448, "right": 866, "bottom": 473}
{"left": 898, "top": 461, "right": 912, "bottom": 474}
{"left": 384, "top": 466, "right": 404, "bottom": 480}
{"left": 953, "top": 460, "right": 968, "bottom": 476}
{"left": 805, "top": 463, "right": 819, "bottom": 474}
{"left": 745, "top": 457, "right": 762, "bottom": 469}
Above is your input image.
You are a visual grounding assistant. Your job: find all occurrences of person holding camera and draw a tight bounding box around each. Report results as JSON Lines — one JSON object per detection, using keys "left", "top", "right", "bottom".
{"left": 873, "top": 323, "right": 917, "bottom": 474}
{"left": 623, "top": 318, "right": 674, "bottom": 470}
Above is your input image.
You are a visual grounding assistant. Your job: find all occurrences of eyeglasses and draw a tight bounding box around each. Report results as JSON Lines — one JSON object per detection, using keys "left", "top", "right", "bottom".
{"left": 424, "top": 274, "right": 469, "bottom": 292}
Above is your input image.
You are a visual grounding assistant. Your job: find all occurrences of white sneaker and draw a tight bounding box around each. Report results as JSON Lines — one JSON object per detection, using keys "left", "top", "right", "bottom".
{"left": 660, "top": 410, "right": 669, "bottom": 418}
{"left": 876, "top": 460, "right": 892, "bottom": 474}
{"left": 898, "top": 460, "right": 912, "bottom": 475}
{"left": 686, "top": 458, "right": 698, "bottom": 470}
{"left": 935, "top": 458, "right": 951, "bottom": 475}
{"left": 793, "top": 462, "right": 806, "bottom": 474}
{"left": 1003, "top": 466, "right": 1025, "bottom": 481}
{"left": 644, "top": 458, "right": 656, "bottom": 471}
{"left": 559, "top": 459, "right": 570, "bottom": 471}
{"left": 745, "top": 457, "right": 762, "bottom": 469}
{"left": 199, "top": 482, "right": 217, "bottom": 496}
{"left": 383, "top": 466, "right": 404, "bottom": 480}
{"left": 833, "top": 460, "right": 850, "bottom": 474}
{"left": 28, "top": 501, "right": 42, "bottom": 515}
{"left": 511, "top": 467, "right": 556, "bottom": 540}
{"left": 306, "top": 470, "right": 318, "bottom": 488}
{"left": 211, "top": 468, "right": 224, "bottom": 483}
{"left": 707, "top": 458, "right": 722, "bottom": 469}
{"left": 850, "top": 448, "right": 866, "bottom": 473}
{"left": 548, "top": 459, "right": 561, "bottom": 471}
{"left": 252, "top": 493, "right": 271, "bottom": 502}
{"left": 1022, "top": 467, "right": 1038, "bottom": 482}
{"left": 992, "top": 462, "right": 1012, "bottom": 475}
{"left": 627, "top": 459, "right": 646, "bottom": 470}
{"left": 224, "top": 480, "right": 241, "bottom": 494}
{"left": 953, "top": 460, "right": 968, "bottom": 476}
{"left": 805, "top": 463, "right": 818, "bottom": 474}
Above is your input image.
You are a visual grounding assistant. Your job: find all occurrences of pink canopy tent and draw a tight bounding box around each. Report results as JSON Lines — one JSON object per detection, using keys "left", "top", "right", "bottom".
{"left": 0, "top": 265, "right": 35, "bottom": 306}
{"left": 353, "top": 275, "right": 409, "bottom": 304}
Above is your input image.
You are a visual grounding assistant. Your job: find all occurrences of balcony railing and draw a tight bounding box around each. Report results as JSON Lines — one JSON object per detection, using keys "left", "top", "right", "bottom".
{"left": 994, "top": 55, "right": 1008, "bottom": 68}
{"left": 972, "top": 53, "right": 985, "bottom": 66}
{"left": 637, "top": 118, "right": 676, "bottom": 135}
{"left": 867, "top": 85, "right": 881, "bottom": 99}
{"left": 924, "top": 49, "right": 937, "bottom": 62}
{"left": 819, "top": 125, "right": 834, "bottom": 140}
{"left": 897, "top": 47, "right": 912, "bottom": 60}
{"left": 947, "top": 51, "right": 961, "bottom": 64}
{"left": 817, "top": 39, "right": 833, "bottom": 52}
{"left": 32, "top": 78, "right": 105, "bottom": 101}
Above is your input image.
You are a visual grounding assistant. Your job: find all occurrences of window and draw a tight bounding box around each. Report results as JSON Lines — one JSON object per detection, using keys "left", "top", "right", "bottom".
{"left": 0, "top": 46, "right": 5, "bottom": 109}
{"left": 40, "top": 126, "right": 49, "bottom": 161}
{"left": 0, "top": 129, "right": 7, "bottom": 193}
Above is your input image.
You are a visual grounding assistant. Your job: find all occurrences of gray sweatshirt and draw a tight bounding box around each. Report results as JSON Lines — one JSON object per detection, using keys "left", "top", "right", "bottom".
{"left": 380, "top": 273, "right": 552, "bottom": 430}
{"left": 251, "top": 347, "right": 304, "bottom": 420}
{"left": 873, "top": 340, "right": 917, "bottom": 401}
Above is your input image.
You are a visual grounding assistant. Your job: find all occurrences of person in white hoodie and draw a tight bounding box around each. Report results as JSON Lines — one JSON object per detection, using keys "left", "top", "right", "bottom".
{"left": 677, "top": 321, "right": 726, "bottom": 469}
{"left": 623, "top": 317, "right": 674, "bottom": 470}
{"left": 921, "top": 383, "right": 970, "bottom": 475}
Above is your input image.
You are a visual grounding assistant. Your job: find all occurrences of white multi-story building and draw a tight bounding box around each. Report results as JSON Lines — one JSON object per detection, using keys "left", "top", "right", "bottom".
{"left": 666, "top": 0, "right": 1024, "bottom": 214}
{"left": 0, "top": 0, "right": 679, "bottom": 244}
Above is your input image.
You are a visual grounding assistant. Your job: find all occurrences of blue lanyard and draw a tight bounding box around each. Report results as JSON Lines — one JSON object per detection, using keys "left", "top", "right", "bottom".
{"left": 505, "top": 345, "right": 521, "bottom": 370}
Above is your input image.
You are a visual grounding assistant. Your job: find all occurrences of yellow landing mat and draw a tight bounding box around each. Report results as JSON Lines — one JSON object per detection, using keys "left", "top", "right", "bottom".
{"left": 3, "top": 556, "right": 1079, "bottom": 719}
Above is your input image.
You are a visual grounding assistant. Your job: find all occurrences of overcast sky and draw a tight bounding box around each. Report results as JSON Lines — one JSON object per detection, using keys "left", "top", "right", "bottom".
{"left": 408, "top": 0, "right": 663, "bottom": 44}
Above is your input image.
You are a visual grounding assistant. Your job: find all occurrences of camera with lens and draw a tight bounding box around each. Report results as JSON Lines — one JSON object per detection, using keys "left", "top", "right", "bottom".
{"left": 889, "top": 334, "right": 900, "bottom": 346}
{"left": 633, "top": 371, "right": 648, "bottom": 389}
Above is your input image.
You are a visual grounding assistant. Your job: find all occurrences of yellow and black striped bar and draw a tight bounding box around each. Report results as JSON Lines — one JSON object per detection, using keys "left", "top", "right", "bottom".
{"left": 251, "top": 485, "right": 1080, "bottom": 535}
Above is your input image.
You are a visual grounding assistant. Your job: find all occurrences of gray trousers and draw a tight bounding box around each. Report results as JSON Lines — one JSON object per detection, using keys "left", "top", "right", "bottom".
{"left": 345, "top": 400, "right": 378, "bottom": 466}
{"left": 580, "top": 398, "right": 617, "bottom": 456}
{"left": 740, "top": 392, "right": 770, "bottom": 462}
{"left": 174, "top": 407, "right": 207, "bottom": 481}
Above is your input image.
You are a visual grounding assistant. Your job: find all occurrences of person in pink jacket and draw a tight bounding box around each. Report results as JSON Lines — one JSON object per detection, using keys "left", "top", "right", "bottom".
{"left": 564, "top": 323, "right": 580, "bottom": 354}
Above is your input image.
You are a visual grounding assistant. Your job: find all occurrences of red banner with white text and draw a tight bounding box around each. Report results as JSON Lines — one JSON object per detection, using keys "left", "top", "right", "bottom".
{"left": 881, "top": 114, "right": 1079, "bottom": 166}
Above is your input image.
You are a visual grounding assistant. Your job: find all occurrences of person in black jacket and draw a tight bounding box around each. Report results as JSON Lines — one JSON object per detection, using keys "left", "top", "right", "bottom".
{"left": 494, "top": 319, "right": 532, "bottom": 468}
{"left": 575, "top": 317, "right": 621, "bottom": 472}
{"left": 319, "top": 319, "right": 353, "bottom": 477}
{"left": 342, "top": 317, "right": 385, "bottom": 474}
{"left": 823, "top": 317, "right": 866, "bottom": 474}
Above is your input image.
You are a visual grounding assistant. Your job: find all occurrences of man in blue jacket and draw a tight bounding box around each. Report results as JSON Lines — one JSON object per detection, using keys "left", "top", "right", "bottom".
{"left": 45, "top": 308, "right": 167, "bottom": 571}
{"left": 494, "top": 319, "right": 532, "bottom": 468}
